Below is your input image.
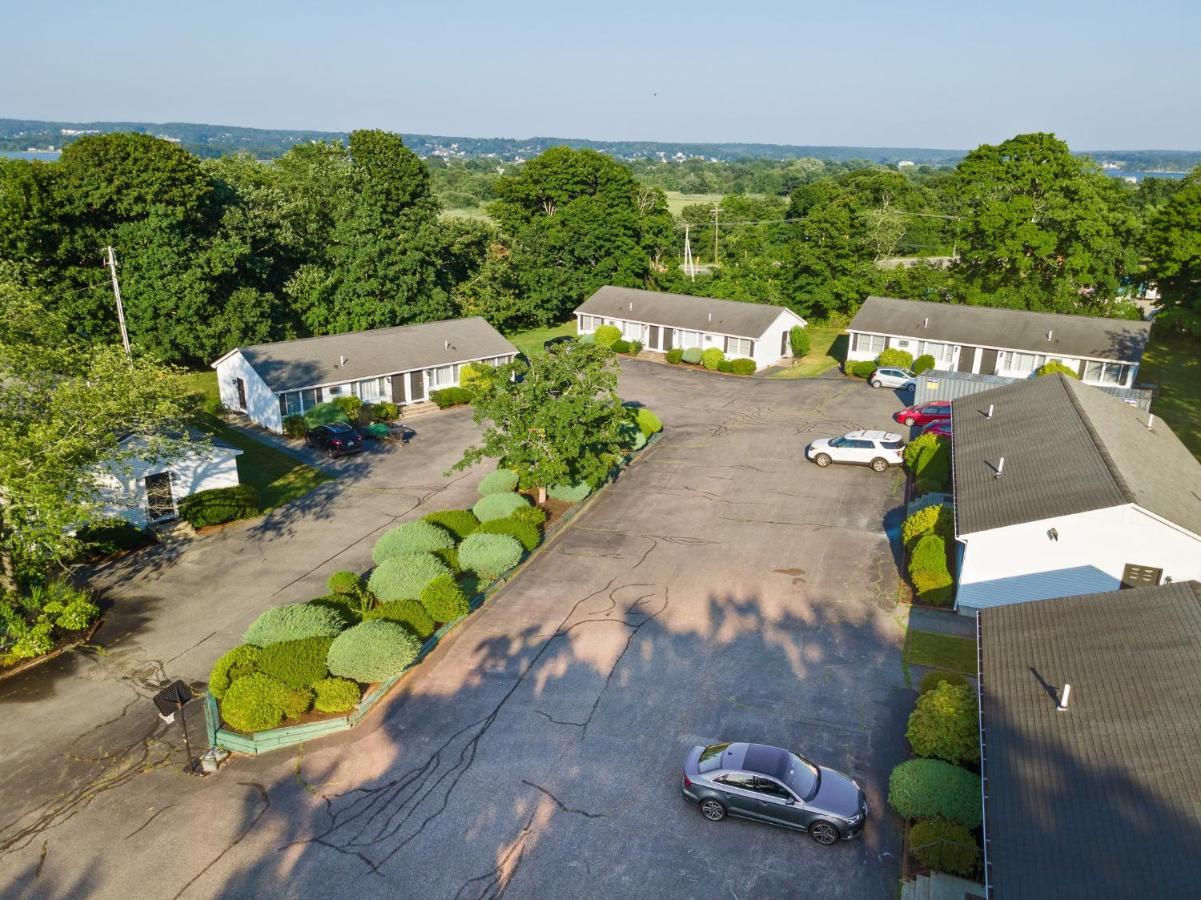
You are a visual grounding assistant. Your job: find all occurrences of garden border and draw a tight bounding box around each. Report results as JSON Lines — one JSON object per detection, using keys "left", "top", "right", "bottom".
{"left": 204, "top": 431, "right": 663, "bottom": 755}
{"left": 0, "top": 617, "right": 105, "bottom": 684}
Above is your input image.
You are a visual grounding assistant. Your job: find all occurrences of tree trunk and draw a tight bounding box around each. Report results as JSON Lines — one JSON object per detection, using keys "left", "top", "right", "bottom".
{"left": 0, "top": 539, "right": 16, "bottom": 596}
{"left": 537, "top": 485, "right": 547, "bottom": 505}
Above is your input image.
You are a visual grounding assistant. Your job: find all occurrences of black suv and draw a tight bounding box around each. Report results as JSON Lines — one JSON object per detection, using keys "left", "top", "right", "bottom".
{"left": 304, "top": 422, "right": 364, "bottom": 458}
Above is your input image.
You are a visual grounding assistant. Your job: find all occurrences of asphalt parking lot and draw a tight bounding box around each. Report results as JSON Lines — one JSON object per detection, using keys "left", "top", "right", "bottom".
{"left": 0, "top": 360, "right": 913, "bottom": 899}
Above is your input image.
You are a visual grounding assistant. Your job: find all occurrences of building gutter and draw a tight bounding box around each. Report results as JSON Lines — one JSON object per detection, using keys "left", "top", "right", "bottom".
{"left": 976, "top": 611, "right": 992, "bottom": 898}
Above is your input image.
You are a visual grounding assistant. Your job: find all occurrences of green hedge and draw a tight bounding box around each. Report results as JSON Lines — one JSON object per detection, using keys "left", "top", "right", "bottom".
{"left": 906, "top": 682, "right": 980, "bottom": 764}
{"left": 1035, "top": 360, "right": 1079, "bottom": 378}
{"left": 75, "top": 517, "right": 151, "bottom": 556}
{"left": 849, "top": 359, "right": 878, "bottom": 378}
{"left": 221, "top": 673, "right": 312, "bottom": 733}
{"left": 178, "top": 484, "right": 261, "bottom": 528}
{"left": 423, "top": 509, "right": 479, "bottom": 539}
{"left": 256, "top": 636, "right": 333, "bottom": 689}
{"left": 594, "top": 324, "right": 622, "bottom": 348}
{"left": 473, "top": 491, "right": 530, "bottom": 522}
{"left": 717, "top": 359, "right": 733, "bottom": 373}
{"left": 681, "top": 347, "right": 703, "bottom": 364}
{"left": 363, "top": 598, "right": 436, "bottom": 639}
{"left": 478, "top": 468, "right": 520, "bottom": 496}
{"left": 420, "top": 574, "right": 469, "bottom": 622}
{"left": 548, "top": 482, "right": 591, "bottom": 503}
{"left": 665, "top": 348, "right": 684, "bottom": 364}
{"left": 909, "top": 534, "right": 954, "bottom": 606}
{"left": 326, "top": 620, "right": 422, "bottom": 683}
{"left": 511, "top": 504, "right": 547, "bottom": 526}
{"left": 327, "top": 570, "right": 360, "bottom": 595}
{"left": 702, "top": 347, "right": 724, "bottom": 370}
{"left": 430, "top": 387, "right": 473, "bottom": 408}
{"left": 244, "top": 602, "right": 346, "bottom": 646}
{"left": 373, "top": 401, "right": 400, "bottom": 421}
{"left": 909, "top": 818, "right": 980, "bottom": 877}
{"left": 902, "top": 504, "right": 953, "bottom": 549}
{"left": 209, "top": 645, "right": 262, "bottom": 700}
{"left": 476, "top": 516, "right": 542, "bottom": 551}
{"left": 912, "top": 354, "right": 937, "bottom": 375}
{"left": 611, "top": 338, "right": 631, "bottom": 353}
{"left": 372, "top": 521, "right": 455, "bottom": 563}
{"left": 888, "top": 759, "right": 982, "bottom": 828}
{"left": 636, "top": 408, "right": 662, "bottom": 437}
{"left": 434, "top": 546, "right": 460, "bottom": 573}
{"left": 877, "top": 348, "right": 914, "bottom": 368}
{"left": 919, "top": 670, "right": 970, "bottom": 695}
{"left": 283, "top": 414, "right": 308, "bottom": 438}
{"left": 312, "top": 677, "right": 361, "bottom": 713}
{"left": 458, "top": 532, "right": 524, "bottom": 579}
{"left": 303, "top": 402, "right": 350, "bottom": 427}
{"left": 729, "top": 358, "right": 756, "bottom": 376}
{"left": 905, "top": 433, "right": 951, "bottom": 487}
{"left": 367, "top": 552, "right": 451, "bottom": 601}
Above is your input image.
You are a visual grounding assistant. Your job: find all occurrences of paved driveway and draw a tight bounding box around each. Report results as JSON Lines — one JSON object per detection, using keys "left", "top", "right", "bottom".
{"left": 0, "top": 361, "right": 913, "bottom": 899}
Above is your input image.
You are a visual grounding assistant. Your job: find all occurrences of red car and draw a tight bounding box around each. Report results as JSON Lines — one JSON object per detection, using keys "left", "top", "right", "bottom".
{"left": 893, "top": 401, "right": 951, "bottom": 427}
{"left": 920, "top": 419, "right": 953, "bottom": 438}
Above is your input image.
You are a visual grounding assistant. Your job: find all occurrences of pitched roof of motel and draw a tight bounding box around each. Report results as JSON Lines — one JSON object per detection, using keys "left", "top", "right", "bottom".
{"left": 575, "top": 285, "right": 802, "bottom": 339}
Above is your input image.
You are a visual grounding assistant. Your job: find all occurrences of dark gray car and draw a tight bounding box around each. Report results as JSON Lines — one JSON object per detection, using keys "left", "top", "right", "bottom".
{"left": 681, "top": 742, "right": 867, "bottom": 845}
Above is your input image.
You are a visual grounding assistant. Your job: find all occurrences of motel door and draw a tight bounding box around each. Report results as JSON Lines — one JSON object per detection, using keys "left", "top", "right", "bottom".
{"left": 648, "top": 325, "right": 660, "bottom": 350}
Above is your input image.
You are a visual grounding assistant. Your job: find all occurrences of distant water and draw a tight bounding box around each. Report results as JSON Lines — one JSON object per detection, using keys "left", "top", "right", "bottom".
{"left": 0, "top": 149, "right": 62, "bottom": 160}
{"left": 1104, "top": 169, "right": 1189, "bottom": 182}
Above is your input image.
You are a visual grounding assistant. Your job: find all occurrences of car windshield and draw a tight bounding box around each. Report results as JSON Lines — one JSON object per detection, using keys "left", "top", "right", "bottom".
{"left": 783, "top": 752, "right": 821, "bottom": 801}
{"left": 698, "top": 742, "right": 730, "bottom": 773}
{"left": 828, "top": 437, "right": 845, "bottom": 448}
{"left": 881, "top": 439, "right": 904, "bottom": 450}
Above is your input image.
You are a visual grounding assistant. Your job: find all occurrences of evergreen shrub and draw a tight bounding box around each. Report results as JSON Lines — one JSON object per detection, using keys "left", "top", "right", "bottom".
{"left": 243, "top": 602, "right": 345, "bottom": 646}
{"left": 912, "top": 354, "right": 937, "bottom": 374}
{"left": 333, "top": 395, "right": 363, "bottom": 422}
{"left": 75, "top": 517, "right": 152, "bottom": 556}
{"left": 476, "top": 516, "right": 541, "bottom": 551}
{"left": 327, "top": 570, "right": 360, "bottom": 595}
{"left": 906, "top": 682, "right": 980, "bottom": 764}
{"left": 373, "top": 401, "right": 400, "bottom": 421}
{"left": 789, "top": 326, "right": 811, "bottom": 357}
{"left": 919, "top": 669, "right": 970, "bottom": 695}
{"left": 877, "top": 348, "right": 914, "bottom": 368}
{"left": 665, "top": 348, "right": 684, "bottom": 364}
{"left": 681, "top": 347, "right": 703, "bottom": 364}
{"left": 372, "top": 521, "right": 455, "bottom": 563}
{"left": 909, "top": 818, "right": 980, "bottom": 877}
{"left": 303, "top": 402, "right": 349, "bottom": 427}
{"left": 256, "top": 636, "right": 333, "bottom": 689}
{"left": 363, "top": 598, "right": 436, "bottom": 639}
{"left": 478, "top": 468, "right": 520, "bottom": 496}
{"left": 593, "top": 324, "right": 622, "bottom": 348}
{"left": 717, "top": 360, "right": 733, "bottom": 373}
{"left": 729, "top": 358, "right": 757, "bottom": 375}
{"left": 702, "top": 347, "right": 724, "bottom": 370}
{"left": 423, "top": 509, "right": 479, "bottom": 539}
{"left": 548, "top": 482, "right": 591, "bottom": 503}
{"left": 430, "top": 387, "right": 473, "bottom": 408}
{"left": 282, "top": 414, "right": 308, "bottom": 437}
{"left": 367, "top": 553, "right": 451, "bottom": 601}
{"left": 610, "top": 339, "right": 631, "bottom": 353}
{"left": 636, "top": 408, "right": 663, "bottom": 437}
{"left": 312, "top": 677, "right": 361, "bottom": 713}
{"left": 209, "top": 645, "right": 262, "bottom": 700}
{"left": 419, "top": 574, "right": 470, "bottom": 622}
{"left": 220, "top": 673, "right": 298, "bottom": 733}
{"left": 888, "top": 759, "right": 982, "bottom": 827}
{"left": 851, "top": 360, "right": 878, "bottom": 378}
{"left": 473, "top": 492, "right": 530, "bottom": 522}
{"left": 511, "top": 504, "right": 547, "bottom": 526}
{"left": 178, "top": 485, "right": 260, "bottom": 528}
{"left": 326, "top": 620, "right": 422, "bottom": 683}
{"left": 458, "top": 532, "right": 523, "bottom": 579}
{"left": 902, "top": 504, "right": 953, "bottom": 549}
{"left": 1035, "top": 360, "right": 1079, "bottom": 378}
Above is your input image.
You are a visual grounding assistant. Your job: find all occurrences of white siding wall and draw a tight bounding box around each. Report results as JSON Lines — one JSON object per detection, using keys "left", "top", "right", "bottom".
{"left": 956, "top": 504, "right": 1201, "bottom": 614}
{"left": 95, "top": 445, "right": 242, "bottom": 529}
{"left": 215, "top": 351, "right": 282, "bottom": 432}
{"left": 754, "top": 310, "right": 807, "bottom": 369}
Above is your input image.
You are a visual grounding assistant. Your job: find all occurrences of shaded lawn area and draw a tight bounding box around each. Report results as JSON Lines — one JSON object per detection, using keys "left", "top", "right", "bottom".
{"left": 1139, "top": 330, "right": 1201, "bottom": 460}
{"left": 180, "top": 370, "right": 331, "bottom": 510}
{"left": 903, "top": 629, "right": 977, "bottom": 676}
{"left": 766, "top": 324, "right": 846, "bottom": 378}
{"left": 505, "top": 321, "right": 577, "bottom": 357}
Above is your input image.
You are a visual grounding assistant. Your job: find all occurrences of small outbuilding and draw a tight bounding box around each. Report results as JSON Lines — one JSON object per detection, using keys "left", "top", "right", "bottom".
{"left": 574, "top": 285, "right": 806, "bottom": 371}
{"left": 212, "top": 317, "right": 518, "bottom": 433}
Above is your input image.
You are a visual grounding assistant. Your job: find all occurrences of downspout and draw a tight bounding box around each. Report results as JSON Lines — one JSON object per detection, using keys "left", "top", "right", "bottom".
{"left": 977, "top": 611, "right": 991, "bottom": 897}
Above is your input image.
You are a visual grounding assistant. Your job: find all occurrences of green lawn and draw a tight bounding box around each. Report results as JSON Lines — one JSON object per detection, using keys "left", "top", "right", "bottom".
{"left": 903, "top": 629, "right": 978, "bottom": 676}
{"left": 505, "top": 321, "right": 577, "bottom": 357}
{"left": 664, "top": 191, "right": 726, "bottom": 217}
{"left": 180, "top": 370, "right": 331, "bottom": 511}
{"left": 1139, "top": 330, "right": 1201, "bottom": 460}
{"left": 765, "top": 324, "right": 846, "bottom": 378}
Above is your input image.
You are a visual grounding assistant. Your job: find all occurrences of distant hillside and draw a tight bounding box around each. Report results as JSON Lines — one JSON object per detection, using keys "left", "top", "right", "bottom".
{"left": 2, "top": 117, "right": 1199, "bottom": 171}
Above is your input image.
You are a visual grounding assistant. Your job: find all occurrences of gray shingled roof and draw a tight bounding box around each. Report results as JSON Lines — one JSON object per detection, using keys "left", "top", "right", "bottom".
{"left": 216, "top": 317, "right": 517, "bottom": 393}
{"left": 952, "top": 374, "right": 1201, "bottom": 536}
{"left": 574, "top": 286, "right": 799, "bottom": 339}
{"left": 979, "top": 581, "right": 1201, "bottom": 899}
{"left": 848, "top": 296, "right": 1150, "bottom": 362}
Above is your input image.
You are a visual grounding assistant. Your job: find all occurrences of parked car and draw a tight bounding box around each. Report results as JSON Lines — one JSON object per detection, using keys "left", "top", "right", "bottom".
{"left": 920, "top": 419, "right": 953, "bottom": 439}
{"left": 681, "top": 741, "right": 867, "bottom": 845}
{"left": 805, "top": 430, "right": 905, "bottom": 472}
{"left": 870, "top": 367, "right": 916, "bottom": 391}
{"left": 305, "top": 422, "right": 364, "bottom": 457}
{"left": 893, "top": 401, "right": 952, "bottom": 427}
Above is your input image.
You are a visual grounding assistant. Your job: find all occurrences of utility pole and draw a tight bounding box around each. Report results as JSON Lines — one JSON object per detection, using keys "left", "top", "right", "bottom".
{"left": 104, "top": 245, "right": 132, "bottom": 358}
{"left": 711, "top": 206, "right": 720, "bottom": 265}
{"left": 683, "top": 223, "right": 695, "bottom": 281}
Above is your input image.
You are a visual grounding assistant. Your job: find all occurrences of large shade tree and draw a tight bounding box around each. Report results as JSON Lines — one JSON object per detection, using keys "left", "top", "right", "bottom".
{"left": 1144, "top": 167, "right": 1201, "bottom": 335}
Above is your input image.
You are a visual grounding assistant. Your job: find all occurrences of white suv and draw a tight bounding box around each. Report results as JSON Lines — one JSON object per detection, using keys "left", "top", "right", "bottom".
{"left": 870, "top": 367, "right": 916, "bottom": 391}
{"left": 806, "top": 430, "right": 906, "bottom": 472}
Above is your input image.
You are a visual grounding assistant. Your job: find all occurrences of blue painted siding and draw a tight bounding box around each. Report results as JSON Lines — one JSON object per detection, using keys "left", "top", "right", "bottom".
{"left": 955, "top": 565, "right": 1120, "bottom": 614}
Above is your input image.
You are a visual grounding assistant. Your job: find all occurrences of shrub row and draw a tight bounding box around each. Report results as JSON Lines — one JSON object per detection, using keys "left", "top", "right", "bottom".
{"left": 430, "top": 387, "right": 473, "bottom": 408}
{"left": 912, "top": 354, "right": 936, "bottom": 375}
{"left": 478, "top": 468, "right": 519, "bottom": 496}
{"left": 473, "top": 491, "right": 530, "bottom": 522}
{"left": 178, "top": 484, "right": 261, "bottom": 528}
{"left": 904, "top": 433, "right": 951, "bottom": 488}
{"left": 906, "top": 681, "right": 979, "bottom": 765}
{"left": 888, "top": 758, "right": 982, "bottom": 828}
{"left": 848, "top": 359, "right": 877, "bottom": 378}
{"left": 368, "top": 552, "right": 451, "bottom": 602}
{"left": 877, "top": 347, "right": 913, "bottom": 368}
{"left": 901, "top": 504, "right": 953, "bottom": 549}
{"left": 372, "top": 521, "right": 455, "bottom": 563}
{"left": 424, "top": 508, "right": 479, "bottom": 539}
{"left": 909, "top": 533, "right": 954, "bottom": 607}
{"left": 909, "top": 818, "right": 980, "bottom": 877}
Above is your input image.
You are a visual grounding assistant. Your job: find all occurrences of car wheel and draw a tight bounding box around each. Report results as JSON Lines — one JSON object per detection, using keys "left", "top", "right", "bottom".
{"left": 809, "top": 821, "right": 839, "bottom": 845}
{"left": 870, "top": 457, "right": 888, "bottom": 472}
{"left": 904, "top": 416, "right": 916, "bottom": 426}
{"left": 814, "top": 453, "right": 831, "bottom": 468}
{"left": 870, "top": 379, "right": 882, "bottom": 389}
{"left": 699, "top": 799, "right": 727, "bottom": 822}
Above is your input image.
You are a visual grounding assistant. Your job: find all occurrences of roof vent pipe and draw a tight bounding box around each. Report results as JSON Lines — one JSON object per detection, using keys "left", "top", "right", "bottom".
{"left": 987, "top": 403, "right": 994, "bottom": 419}
{"left": 444, "top": 340, "right": 450, "bottom": 350}
{"left": 1147, "top": 413, "right": 1155, "bottom": 430}
{"left": 923, "top": 316, "right": 929, "bottom": 328}
{"left": 1047, "top": 329, "right": 1054, "bottom": 341}
{"left": 708, "top": 312, "right": 713, "bottom": 322}
{"left": 629, "top": 301, "right": 633, "bottom": 311}
{"left": 994, "top": 456, "right": 1005, "bottom": 478}
{"left": 339, "top": 354, "right": 346, "bottom": 367}
{"left": 1057, "top": 684, "right": 1072, "bottom": 711}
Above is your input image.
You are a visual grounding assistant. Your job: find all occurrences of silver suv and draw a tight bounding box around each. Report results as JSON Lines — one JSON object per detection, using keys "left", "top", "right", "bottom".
{"left": 806, "top": 430, "right": 905, "bottom": 472}
{"left": 870, "top": 367, "right": 916, "bottom": 391}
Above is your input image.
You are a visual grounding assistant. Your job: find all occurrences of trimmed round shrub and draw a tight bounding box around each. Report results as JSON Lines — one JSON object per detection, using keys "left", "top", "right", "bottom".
{"left": 363, "top": 598, "right": 436, "bottom": 639}
{"left": 549, "top": 482, "right": 591, "bottom": 503}
{"left": 729, "top": 358, "right": 757, "bottom": 376}
{"left": 283, "top": 414, "right": 308, "bottom": 438}
{"left": 313, "top": 677, "right": 361, "bottom": 713}
{"left": 473, "top": 491, "right": 530, "bottom": 522}
{"left": 373, "top": 400, "right": 400, "bottom": 421}
{"left": 178, "top": 484, "right": 261, "bottom": 528}
{"left": 907, "top": 682, "right": 980, "bottom": 764}
{"left": 420, "top": 574, "right": 470, "bottom": 622}
{"left": 280, "top": 686, "right": 314, "bottom": 719}
{"left": 209, "top": 645, "right": 262, "bottom": 700}
{"left": 306, "top": 597, "right": 358, "bottom": 627}
{"left": 1035, "top": 360, "right": 1079, "bottom": 379}
{"left": 327, "top": 570, "right": 360, "bottom": 595}
{"left": 716, "top": 359, "right": 733, "bottom": 373}
{"left": 636, "top": 408, "right": 662, "bottom": 437}
{"left": 681, "top": 347, "right": 703, "bottom": 364}
{"left": 912, "top": 354, "right": 937, "bottom": 375}
{"left": 478, "top": 468, "right": 520, "bottom": 496}
{"left": 220, "top": 673, "right": 290, "bottom": 733}
{"left": 303, "top": 402, "right": 350, "bottom": 427}
{"left": 848, "top": 360, "right": 875, "bottom": 378}
{"left": 902, "top": 504, "right": 953, "bottom": 549}
{"left": 431, "top": 386, "right": 473, "bottom": 408}
{"left": 593, "top": 324, "right": 622, "bottom": 348}
{"left": 665, "top": 348, "right": 684, "bottom": 364}
{"left": 326, "top": 620, "right": 422, "bottom": 683}
{"left": 458, "top": 362, "right": 490, "bottom": 393}
{"left": 919, "top": 670, "right": 970, "bottom": 695}
{"left": 372, "top": 521, "right": 455, "bottom": 564}
{"left": 702, "top": 347, "right": 724, "bottom": 370}
{"left": 244, "top": 602, "right": 346, "bottom": 647}
{"left": 910, "top": 534, "right": 953, "bottom": 606}
{"left": 332, "top": 395, "right": 363, "bottom": 422}
{"left": 511, "top": 504, "right": 547, "bottom": 527}
{"left": 367, "top": 552, "right": 451, "bottom": 601}
{"left": 433, "top": 545, "right": 460, "bottom": 573}
{"left": 458, "top": 532, "right": 524, "bottom": 579}
{"left": 477, "top": 516, "right": 541, "bottom": 551}
{"left": 256, "top": 636, "right": 333, "bottom": 689}
{"left": 610, "top": 338, "right": 631, "bottom": 353}
{"left": 909, "top": 818, "right": 980, "bottom": 878}
{"left": 424, "top": 509, "right": 479, "bottom": 539}
{"left": 905, "top": 433, "right": 951, "bottom": 486}
{"left": 888, "top": 759, "right": 982, "bottom": 828}
{"left": 877, "top": 347, "right": 914, "bottom": 368}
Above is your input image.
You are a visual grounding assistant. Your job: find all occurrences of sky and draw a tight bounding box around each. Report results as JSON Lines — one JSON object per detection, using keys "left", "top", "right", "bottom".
{"left": 2, "top": 0, "right": 1199, "bottom": 150}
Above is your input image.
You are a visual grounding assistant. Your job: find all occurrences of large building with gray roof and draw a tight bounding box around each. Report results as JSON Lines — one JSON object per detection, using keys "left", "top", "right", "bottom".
{"left": 950, "top": 374, "right": 1201, "bottom": 614}
{"left": 212, "top": 317, "right": 517, "bottom": 432}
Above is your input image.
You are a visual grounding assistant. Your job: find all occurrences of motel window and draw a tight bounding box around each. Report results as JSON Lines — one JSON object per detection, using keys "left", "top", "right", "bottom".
{"left": 855, "top": 333, "right": 886, "bottom": 355}
{"left": 920, "top": 341, "right": 953, "bottom": 364}
{"left": 352, "top": 377, "right": 386, "bottom": 401}
{"left": 1084, "top": 360, "right": 1130, "bottom": 386}
{"left": 1001, "top": 351, "right": 1042, "bottom": 376}
{"left": 279, "top": 392, "right": 301, "bottom": 418}
{"left": 428, "top": 364, "right": 459, "bottom": 389}
{"left": 725, "top": 336, "right": 754, "bottom": 357}
{"left": 579, "top": 315, "right": 597, "bottom": 332}
{"left": 301, "top": 388, "right": 321, "bottom": 409}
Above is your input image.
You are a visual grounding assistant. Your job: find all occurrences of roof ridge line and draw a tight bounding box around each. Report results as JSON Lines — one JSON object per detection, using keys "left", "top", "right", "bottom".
{"left": 1059, "top": 376, "right": 1138, "bottom": 506}
{"left": 237, "top": 316, "right": 490, "bottom": 354}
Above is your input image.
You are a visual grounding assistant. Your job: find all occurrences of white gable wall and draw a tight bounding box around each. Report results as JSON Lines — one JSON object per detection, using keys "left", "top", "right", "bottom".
{"left": 956, "top": 504, "right": 1201, "bottom": 614}
{"left": 215, "top": 351, "right": 281, "bottom": 432}
{"left": 755, "top": 309, "right": 807, "bottom": 369}
{"left": 94, "top": 444, "right": 242, "bottom": 529}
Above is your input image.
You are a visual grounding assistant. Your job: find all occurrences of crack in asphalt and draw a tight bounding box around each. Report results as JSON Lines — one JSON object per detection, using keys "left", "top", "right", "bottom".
{"left": 452, "top": 807, "right": 538, "bottom": 900}
{"left": 520, "top": 781, "right": 607, "bottom": 819}
{"left": 170, "top": 782, "right": 270, "bottom": 900}
{"left": 123, "top": 803, "right": 177, "bottom": 840}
